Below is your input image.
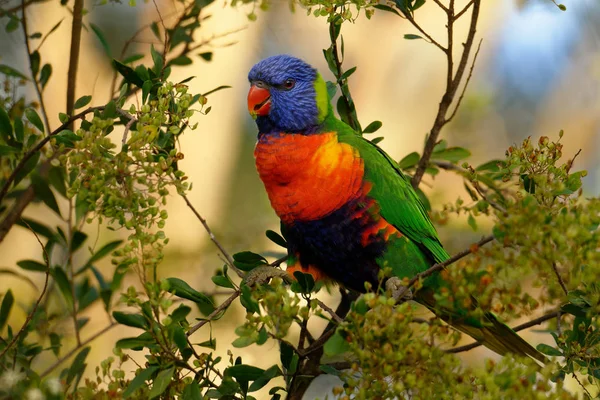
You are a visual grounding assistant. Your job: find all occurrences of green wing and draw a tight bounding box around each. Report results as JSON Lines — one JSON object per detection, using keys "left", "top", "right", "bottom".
{"left": 330, "top": 118, "right": 450, "bottom": 265}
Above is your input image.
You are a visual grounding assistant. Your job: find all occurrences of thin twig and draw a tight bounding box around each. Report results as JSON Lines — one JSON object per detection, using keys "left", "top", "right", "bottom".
{"left": 402, "top": 13, "right": 446, "bottom": 52}
{"left": 21, "top": 0, "right": 51, "bottom": 135}
{"left": 552, "top": 262, "right": 569, "bottom": 296}
{"left": 65, "top": 0, "right": 83, "bottom": 129}
{"left": 186, "top": 290, "right": 240, "bottom": 337}
{"left": 411, "top": 0, "right": 481, "bottom": 188}
{"left": 397, "top": 234, "right": 495, "bottom": 299}
{"left": 572, "top": 372, "right": 593, "bottom": 399}
{"left": 445, "top": 310, "right": 561, "bottom": 353}
{"left": 317, "top": 299, "right": 344, "bottom": 324}
{"left": 454, "top": 0, "right": 475, "bottom": 20}
{"left": 0, "top": 222, "right": 51, "bottom": 360}
{"left": 181, "top": 194, "right": 244, "bottom": 279}
{"left": 446, "top": 38, "right": 483, "bottom": 123}
{"left": 40, "top": 322, "right": 118, "bottom": 378}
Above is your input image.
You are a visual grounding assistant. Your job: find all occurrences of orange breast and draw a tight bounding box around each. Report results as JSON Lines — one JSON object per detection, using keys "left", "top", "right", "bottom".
{"left": 254, "top": 132, "right": 364, "bottom": 223}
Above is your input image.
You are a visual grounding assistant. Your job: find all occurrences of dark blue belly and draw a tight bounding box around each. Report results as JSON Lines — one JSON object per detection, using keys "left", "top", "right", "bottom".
{"left": 283, "top": 197, "right": 387, "bottom": 292}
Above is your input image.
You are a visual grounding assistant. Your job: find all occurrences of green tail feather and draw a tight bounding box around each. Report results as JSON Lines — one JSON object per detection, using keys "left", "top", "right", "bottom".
{"left": 416, "top": 290, "right": 547, "bottom": 364}
{"left": 448, "top": 312, "right": 548, "bottom": 364}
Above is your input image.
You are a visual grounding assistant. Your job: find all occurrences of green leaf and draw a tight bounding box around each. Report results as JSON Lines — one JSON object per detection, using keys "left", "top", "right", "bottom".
{"left": 168, "top": 56, "right": 192, "bottom": 66}
{"left": 112, "top": 311, "right": 148, "bottom": 329}
{"left": 362, "top": 120, "right": 382, "bottom": 134}
{"left": 52, "top": 267, "right": 73, "bottom": 308}
{"left": 84, "top": 240, "right": 123, "bottom": 268}
{"left": 324, "top": 330, "right": 350, "bottom": 356}
{"left": 197, "top": 338, "right": 216, "bottom": 350}
{"left": 66, "top": 347, "right": 90, "bottom": 385}
{"left": 73, "top": 95, "right": 92, "bottom": 110}
{"left": 0, "top": 106, "right": 13, "bottom": 142}
{"left": 373, "top": 4, "right": 401, "bottom": 16}
{"left": 467, "top": 214, "right": 477, "bottom": 231}
{"left": 202, "top": 85, "right": 231, "bottom": 97}
{"left": 475, "top": 160, "right": 502, "bottom": 172}
{"left": 17, "top": 259, "right": 47, "bottom": 272}
{"left": 32, "top": 173, "right": 61, "bottom": 216}
{"left": 320, "top": 364, "right": 342, "bottom": 376}
{"left": 266, "top": 230, "right": 287, "bottom": 248}
{"left": 150, "top": 45, "right": 164, "bottom": 75}
{"left": 233, "top": 251, "right": 267, "bottom": 271}
{"left": 248, "top": 365, "right": 282, "bottom": 392}
{"left": 90, "top": 23, "right": 111, "bottom": 57}
{"left": 431, "top": 147, "right": 471, "bottom": 163}
{"left": 0, "top": 290, "right": 14, "bottom": 332}
{"left": 170, "top": 304, "right": 191, "bottom": 324}
{"left": 123, "top": 366, "right": 159, "bottom": 398}
{"left": 227, "top": 364, "right": 265, "bottom": 382}
{"left": 0, "top": 146, "right": 18, "bottom": 156}
{"left": 29, "top": 51, "right": 40, "bottom": 76}
{"left": 49, "top": 332, "right": 61, "bottom": 356}
{"left": 291, "top": 271, "right": 315, "bottom": 293}
{"left": 212, "top": 274, "right": 234, "bottom": 289}
{"left": 122, "top": 53, "right": 144, "bottom": 64}
{"left": 398, "top": 152, "right": 420, "bottom": 169}
{"left": 48, "top": 166, "right": 67, "bottom": 197}
{"left": 10, "top": 119, "right": 22, "bottom": 146}
{"left": 240, "top": 284, "right": 259, "bottom": 314}
{"left": 41, "top": 18, "right": 63, "bottom": 45}
{"left": 6, "top": 16, "right": 19, "bottom": 33}
{"left": 113, "top": 59, "right": 145, "bottom": 88}
{"left": 148, "top": 367, "right": 174, "bottom": 399}
{"left": 40, "top": 64, "right": 52, "bottom": 89}
{"left": 404, "top": 33, "right": 423, "bottom": 40}
{"left": 199, "top": 52, "right": 213, "bottom": 62}
{"left": 116, "top": 332, "right": 155, "bottom": 350}
{"left": 13, "top": 151, "right": 40, "bottom": 187}
{"left": 182, "top": 382, "right": 202, "bottom": 400}
{"left": 150, "top": 22, "right": 160, "bottom": 39}
{"left": 232, "top": 335, "right": 256, "bottom": 348}
{"left": 340, "top": 66, "right": 357, "bottom": 80}
{"left": 536, "top": 343, "right": 562, "bottom": 357}
{"left": 173, "top": 326, "right": 188, "bottom": 352}
{"left": 520, "top": 174, "right": 535, "bottom": 194}
{"left": 0, "top": 64, "right": 28, "bottom": 80}
{"left": 17, "top": 218, "right": 54, "bottom": 239}
{"left": 166, "top": 277, "right": 214, "bottom": 307}
{"left": 25, "top": 108, "right": 45, "bottom": 133}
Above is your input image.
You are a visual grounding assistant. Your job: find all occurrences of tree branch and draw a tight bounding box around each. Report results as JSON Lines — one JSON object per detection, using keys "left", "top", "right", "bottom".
{"left": 66, "top": 0, "right": 84, "bottom": 128}
{"left": 186, "top": 290, "right": 240, "bottom": 337}
{"left": 21, "top": 0, "right": 51, "bottom": 135}
{"left": 411, "top": 0, "right": 481, "bottom": 189}
{"left": 40, "top": 322, "right": 117, "bottom": 378}
{"left": 395, "top": 234, "right": 494, "bottom": 299}
{"left": 181, "top": 194, "right": 244, "bottom": 279}
{"left": 0, "top": 222, "right": 50, "bottom": 360}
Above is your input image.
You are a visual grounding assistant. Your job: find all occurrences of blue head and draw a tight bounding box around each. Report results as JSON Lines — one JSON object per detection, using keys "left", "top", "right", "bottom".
{"left": 247, "top": 55, "right": 329, "bottom": 134}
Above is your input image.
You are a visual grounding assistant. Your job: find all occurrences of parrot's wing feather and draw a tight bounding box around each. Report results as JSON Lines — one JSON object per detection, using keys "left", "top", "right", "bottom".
{"left": 335, "top": 123, "right": 449, "bottom": 264}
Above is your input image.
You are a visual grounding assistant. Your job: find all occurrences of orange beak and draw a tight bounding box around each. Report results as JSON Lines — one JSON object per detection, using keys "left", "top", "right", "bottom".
{"left": 248, "top": 85, "right": 271, "bottom": 119}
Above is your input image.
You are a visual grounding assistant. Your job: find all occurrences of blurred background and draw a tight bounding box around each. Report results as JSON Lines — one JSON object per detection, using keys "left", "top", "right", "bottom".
{"left": 1, "top": 0, "right": 599, "bottom": 397}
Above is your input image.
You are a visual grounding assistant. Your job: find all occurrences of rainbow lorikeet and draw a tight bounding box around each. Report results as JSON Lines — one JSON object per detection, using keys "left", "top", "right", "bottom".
{"left": 247, "top": 54, "right": 545, "bottom": 363}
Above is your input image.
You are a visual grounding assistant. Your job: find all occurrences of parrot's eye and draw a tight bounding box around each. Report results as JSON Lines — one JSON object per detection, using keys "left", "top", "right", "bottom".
{"left": 282, "top": 79, "right": 296, "bottom": 90}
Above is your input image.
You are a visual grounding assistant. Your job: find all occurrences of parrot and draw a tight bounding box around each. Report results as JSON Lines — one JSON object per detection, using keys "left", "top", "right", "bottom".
{"left": 247, "top": 54, "right": 546, "bottom": 363}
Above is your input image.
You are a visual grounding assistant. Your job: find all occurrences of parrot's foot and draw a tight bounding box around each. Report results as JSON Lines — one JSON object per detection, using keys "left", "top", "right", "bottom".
{"left": 244, "top": 266, "right": 292, "bottom": 287}
{"left": 386, "top": 277, "right": 413, "bottom": 302}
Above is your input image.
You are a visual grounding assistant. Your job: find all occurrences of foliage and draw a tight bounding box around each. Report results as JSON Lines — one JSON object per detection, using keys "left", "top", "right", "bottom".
{"left": 0, "top": 0, "right": 597, "bottom": 399}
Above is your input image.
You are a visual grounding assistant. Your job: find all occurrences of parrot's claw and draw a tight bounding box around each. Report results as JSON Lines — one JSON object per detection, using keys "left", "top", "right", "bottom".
{"left": 244, "top": 266, "right": 291, "bottom": 287}
{"left": 386, "top": 277, "right": 413, "bottom": 302}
